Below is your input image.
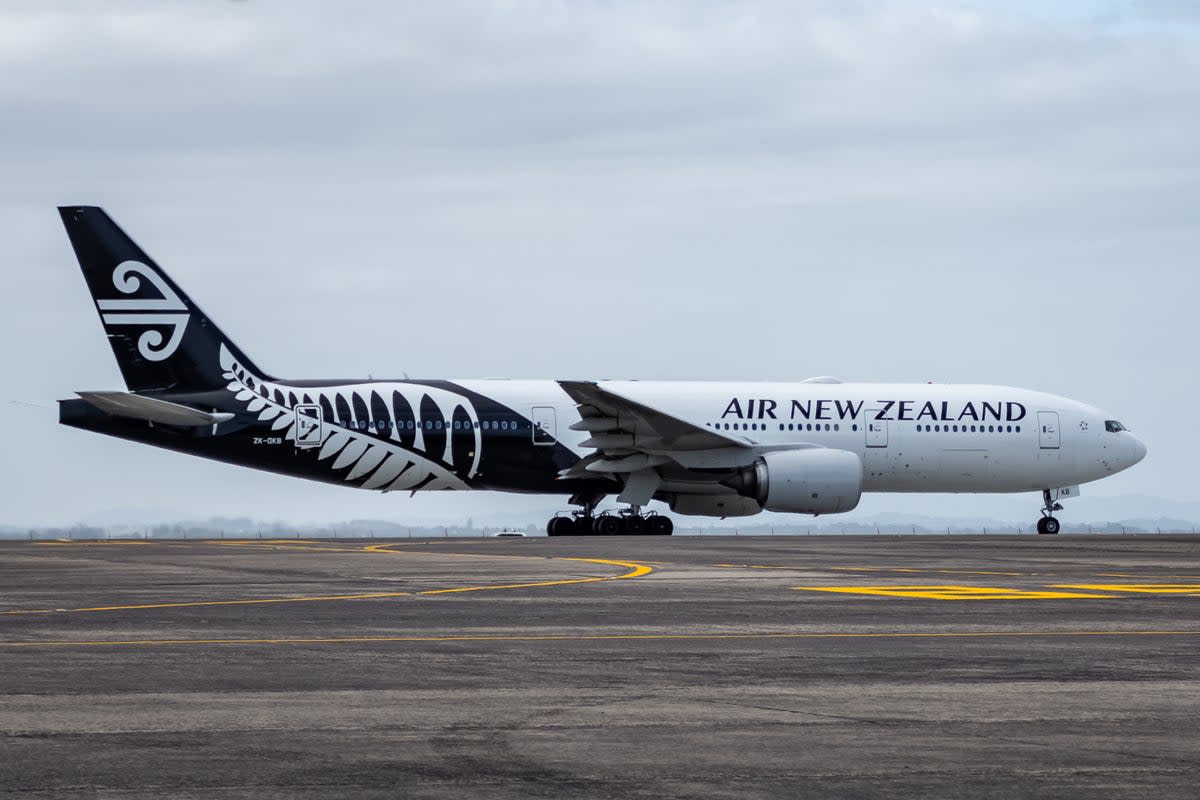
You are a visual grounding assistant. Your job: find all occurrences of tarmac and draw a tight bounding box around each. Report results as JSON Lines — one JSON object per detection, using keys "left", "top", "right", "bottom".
{"left": 1, "top": 533, "right": 1198, "bottom": 799}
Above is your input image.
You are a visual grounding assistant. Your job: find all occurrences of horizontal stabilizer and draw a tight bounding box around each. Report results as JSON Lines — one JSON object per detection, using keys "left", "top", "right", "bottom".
{"left": 77, "top": 391, "right": 235, "bottom": 427}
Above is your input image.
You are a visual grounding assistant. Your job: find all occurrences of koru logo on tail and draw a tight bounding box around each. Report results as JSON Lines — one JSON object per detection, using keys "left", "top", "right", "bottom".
{"left": 96, "top": 261, "right": 190, "bottom": 361}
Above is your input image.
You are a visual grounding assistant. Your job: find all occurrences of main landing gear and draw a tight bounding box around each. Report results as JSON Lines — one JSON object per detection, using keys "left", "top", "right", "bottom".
{"left": 1036, "top": 489, "right": 1062, "bottom": 535}
{"left": 546, "top": 507, "right": 674, "bottom": 536}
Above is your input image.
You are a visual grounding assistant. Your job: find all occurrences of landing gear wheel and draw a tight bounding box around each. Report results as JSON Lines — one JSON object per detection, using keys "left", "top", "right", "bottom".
{"left": 647, "top": 516, "right": 674, "bottom": 535}
{"left": 593, "top": 515, "right": 622, "bottom": 535}
{"left": 621, "top": 515, "right": 645, "bottom": 535}
{"left": 1035, "top": 490, "right": 1064, "bottom": 536}
{"left": 547, "top": 516, "right": 576, "bottom": 537}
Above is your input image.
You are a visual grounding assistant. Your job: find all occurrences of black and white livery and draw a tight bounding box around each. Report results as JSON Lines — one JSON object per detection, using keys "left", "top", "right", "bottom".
{"left": 57, "top": 207, "right": 1147, "bottom": 536}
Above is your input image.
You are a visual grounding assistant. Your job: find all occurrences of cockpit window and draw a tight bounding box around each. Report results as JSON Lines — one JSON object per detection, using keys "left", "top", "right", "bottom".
{"left": 1105, "top": 420, "right": 1127, "bottom": 433}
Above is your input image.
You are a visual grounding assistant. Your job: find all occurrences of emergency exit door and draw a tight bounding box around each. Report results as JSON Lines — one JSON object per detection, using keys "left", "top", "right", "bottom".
{"left": 294, "top": 404, "right": 323, "bottom": 449}
{"left": 865, "top": 411, "right": 888, "bottom": 447}
{"left": 532, "top": 406, "right": 556, "bottom": 445}
{"left": 1038, "top": 411, "right": 1060, "bottom": 449}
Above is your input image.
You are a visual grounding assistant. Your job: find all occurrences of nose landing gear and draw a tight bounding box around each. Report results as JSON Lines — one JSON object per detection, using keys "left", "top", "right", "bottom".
{"left": 1036, "top": 489, "right": 1062, "bottom": 535}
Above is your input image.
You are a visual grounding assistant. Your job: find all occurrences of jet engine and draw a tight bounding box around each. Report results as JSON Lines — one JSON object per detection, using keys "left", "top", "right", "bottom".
{"left": 668, "top": 494, "right": 762, "bottom": 518}
{"left": 729, "top": 448, "right": 863, "bottom": 514}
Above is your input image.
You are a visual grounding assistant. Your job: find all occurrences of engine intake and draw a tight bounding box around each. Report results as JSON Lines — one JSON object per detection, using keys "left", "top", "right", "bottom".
{"left": 731, "top": 449, "right": 863, "bottom": 515}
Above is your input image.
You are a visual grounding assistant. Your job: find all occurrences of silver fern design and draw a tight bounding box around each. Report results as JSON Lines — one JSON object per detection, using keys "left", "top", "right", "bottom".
{"left": 220, "top": 345, "right": 480, "bottom": 492}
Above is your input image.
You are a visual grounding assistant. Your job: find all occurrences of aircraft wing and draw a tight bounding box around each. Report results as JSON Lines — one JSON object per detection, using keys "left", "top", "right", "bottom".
{"left": 555, "top": 380, "right": 762, "bottom": 500}
{"left": 557, "top": 380, "right": 749, "bottom": 453}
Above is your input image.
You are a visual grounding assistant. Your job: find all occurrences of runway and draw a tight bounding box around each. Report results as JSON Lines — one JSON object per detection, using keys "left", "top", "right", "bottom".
{"left": 1, "top": 534, "right": 1198, "bottom": 798}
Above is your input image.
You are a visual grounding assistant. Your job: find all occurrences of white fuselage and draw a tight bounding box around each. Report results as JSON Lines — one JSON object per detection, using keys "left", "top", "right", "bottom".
{"left": 456, "top": 380, "right": 1146, "bottom": 495}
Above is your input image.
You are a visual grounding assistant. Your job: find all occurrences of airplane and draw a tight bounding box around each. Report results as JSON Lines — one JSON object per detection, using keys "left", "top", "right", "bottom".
{"left": 56, "top": 206, "right": 1147, "bottom": 536}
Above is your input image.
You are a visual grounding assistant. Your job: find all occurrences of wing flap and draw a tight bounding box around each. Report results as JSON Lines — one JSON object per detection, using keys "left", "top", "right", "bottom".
{"left": 557, "top": 381, "right": 748, "bottom": 452}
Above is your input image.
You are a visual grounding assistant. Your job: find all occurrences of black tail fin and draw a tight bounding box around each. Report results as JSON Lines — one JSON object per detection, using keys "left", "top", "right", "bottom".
{"left": 58, "top": 206, "right": 271, "bottom": 393}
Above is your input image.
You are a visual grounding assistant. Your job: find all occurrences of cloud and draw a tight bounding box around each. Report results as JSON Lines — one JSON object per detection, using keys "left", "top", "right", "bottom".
{"left": 1, "top": 1, "right": 1195, "bottom": 524}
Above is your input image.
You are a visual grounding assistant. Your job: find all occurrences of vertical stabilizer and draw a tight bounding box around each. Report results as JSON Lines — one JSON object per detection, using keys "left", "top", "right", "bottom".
{"left": 58, "top": 206, "right": 270, "bottom": 392}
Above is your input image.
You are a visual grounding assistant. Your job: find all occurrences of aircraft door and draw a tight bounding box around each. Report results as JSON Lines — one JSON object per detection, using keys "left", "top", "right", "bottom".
{"left": 865, "top": 412, "right": 888, "bottom": 447}
{"left": 532, "top": 406, "right": 557, "bottom": 445}
{"left": 1038, "top": 411, "right": 1060, "bottom": 449}
{"left": 862, "top": 407, "right": 892, "bottom": 486}
{"left": 294, "top": 404, "right": 323, "bottom": 449}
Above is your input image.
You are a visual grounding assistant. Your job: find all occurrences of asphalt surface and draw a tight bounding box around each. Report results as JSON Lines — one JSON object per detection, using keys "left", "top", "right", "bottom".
{"left": 1, "top": 533, "right": 1198, "bottom": 799}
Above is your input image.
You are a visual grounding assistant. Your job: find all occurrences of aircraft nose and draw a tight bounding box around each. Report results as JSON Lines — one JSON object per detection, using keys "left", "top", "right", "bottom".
{"left": 1129, "top": 435, "right": 1147, "bottom": 466}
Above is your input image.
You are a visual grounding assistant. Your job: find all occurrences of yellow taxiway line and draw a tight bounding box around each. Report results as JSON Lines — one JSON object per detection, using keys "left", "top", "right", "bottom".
{"left": 794, "top": 585, "right": 1116, "bottom": 600}
{"left": 0, "top": 591, "right": 415, "bottom": 615}
{"left": 793, "top": 583, "right": 1200, "bottom": 600}
{"left": 714, "top": 564, "right": 1025, "bottom": 577}
{"left": 418, "top": 558, "right": 653, "bottom": 595}
{"left": 1, "top": 629, "right": 1198, "bottom": 649}
{"left": 0, "top": 546, "right": 653, "bottom": 615}
{"left": 1053, "top": 584, "right": 1200, "bottom": 596}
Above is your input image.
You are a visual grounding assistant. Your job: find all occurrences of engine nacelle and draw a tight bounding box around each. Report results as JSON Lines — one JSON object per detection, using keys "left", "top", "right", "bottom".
{"left": 733, "top": 448, "right": 863, "bottom": 515}
{"left": 669, "top": 494, "right": 762, "bottom": 518}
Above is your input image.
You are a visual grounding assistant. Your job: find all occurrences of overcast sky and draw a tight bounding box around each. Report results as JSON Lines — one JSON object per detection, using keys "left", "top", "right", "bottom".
{"left": 2, "top": 1, "right": 1196, "bottom": 527}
